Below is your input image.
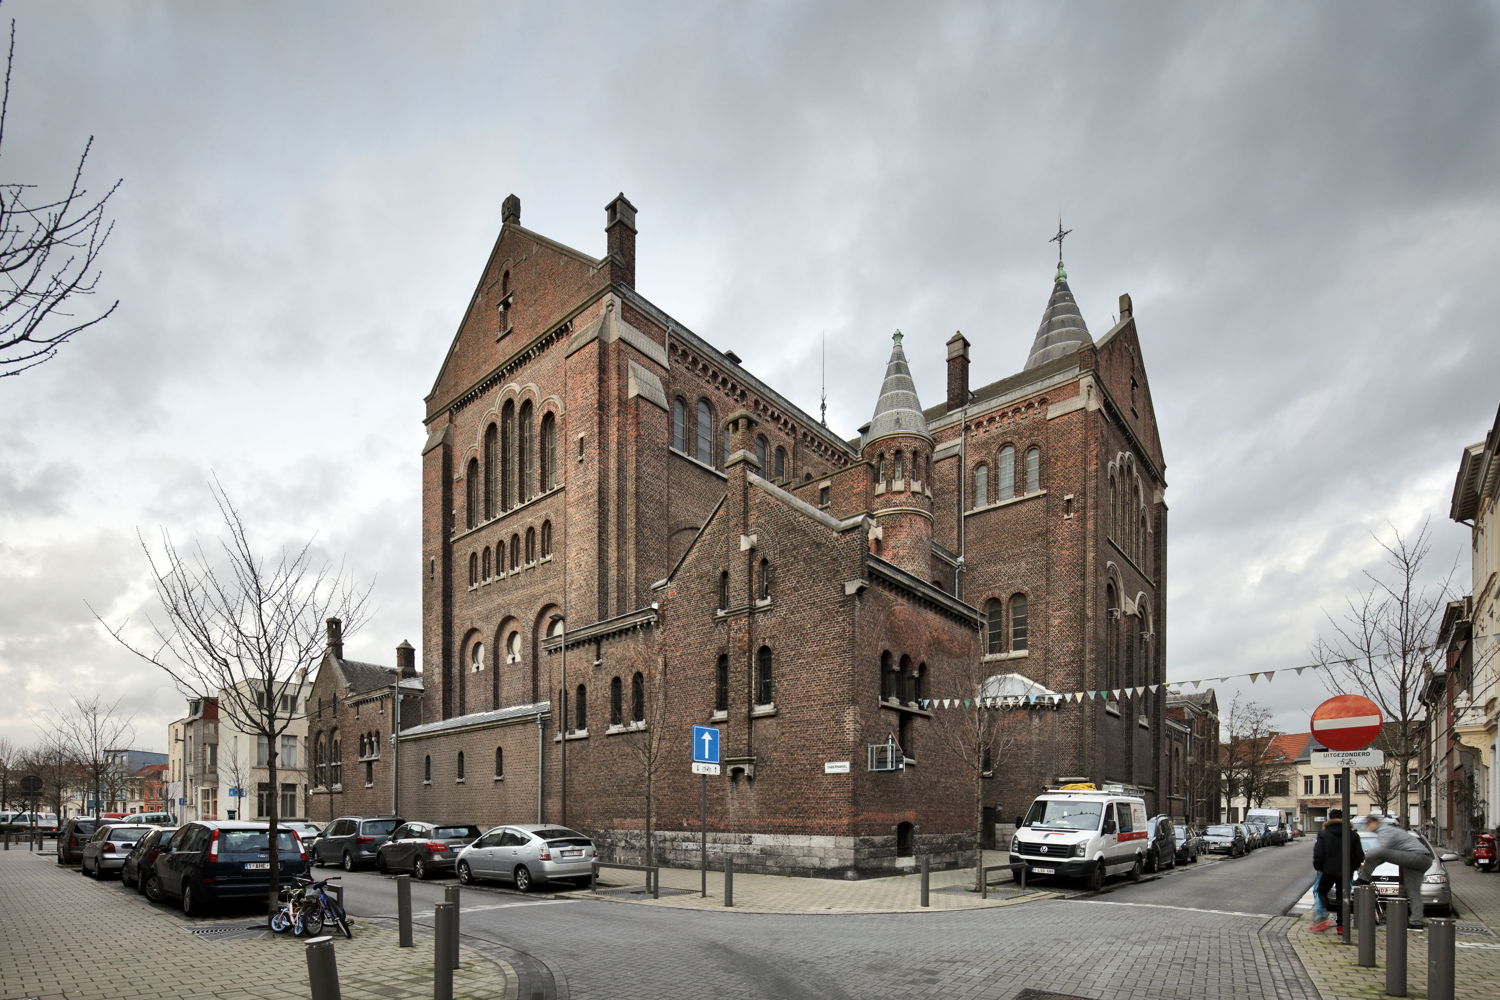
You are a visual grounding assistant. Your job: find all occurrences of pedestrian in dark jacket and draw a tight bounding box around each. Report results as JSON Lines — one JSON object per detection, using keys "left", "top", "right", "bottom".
{"left": 1310, "top": 809, "right": 1364, "bottom": 932}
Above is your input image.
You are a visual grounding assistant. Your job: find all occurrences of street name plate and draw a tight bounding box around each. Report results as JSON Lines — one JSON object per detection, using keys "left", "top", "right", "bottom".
{"left": 824, "top": 761, "right": 851, "bottom": 774}
{"left": 691, "top": 761, "right": 721, "bottom": 775}
{"left": 1311, "top": 748, "right": 1384, "bottom": 768}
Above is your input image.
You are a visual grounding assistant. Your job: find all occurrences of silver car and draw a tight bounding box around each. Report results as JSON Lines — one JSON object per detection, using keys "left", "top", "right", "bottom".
{"left": 79, "top": 824, "right": 155, "bottom": 878}
{"left": 1358, "top": 830, "right": 1459, "bottom": 916}
{"left": 455, "top": 824, "right": 596, "bottom": 892}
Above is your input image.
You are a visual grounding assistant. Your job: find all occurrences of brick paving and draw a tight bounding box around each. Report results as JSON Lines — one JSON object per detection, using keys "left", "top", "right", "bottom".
{"left": 1288, "top": 861, "right": 1500, "bottom": 999}
{"left": 0, "top": 850, "right": 519, "bottom": 1000}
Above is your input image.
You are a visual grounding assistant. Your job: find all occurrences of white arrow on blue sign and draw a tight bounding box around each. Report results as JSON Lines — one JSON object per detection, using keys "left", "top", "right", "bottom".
{"left": 691, "top": 724, "right": 721, "bottom": 775}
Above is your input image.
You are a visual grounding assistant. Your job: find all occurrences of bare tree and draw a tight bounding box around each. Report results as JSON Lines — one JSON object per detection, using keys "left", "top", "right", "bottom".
{"left": 19, "top": 740, "right": 74, "bottom": 822}
{"left": 1315, "top": 521, "right": 1450, "bottom": 826}
{"left": 0, "top": 1, "right": 120, "bottom": 378}
{"left": 95, "top": 482, "right": 371, "bottom": 910}
{"left": 619, "top": 656, "right": 672, "bottom": 865}
{"left": 1218, "top": 695, "right": 1276, "bottom": 818}
{"left": 0, "top": 736, "right": 17, "bottom": 810}
{"left": 46, "top": 695, "right": 134, "bottom": 819}
{"left": 221, "top": 740, "right": 252, "bottom": 821}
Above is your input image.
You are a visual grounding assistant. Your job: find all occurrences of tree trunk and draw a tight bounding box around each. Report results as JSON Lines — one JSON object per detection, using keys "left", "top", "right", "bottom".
{"left": 644, "top": 768, "right": 654, "bottom": 867}
{"left": 974, "top": 755, "right": 984, "bottom": 892}
{"left": 266, "top": 748, "right": 281, "bottom": 914}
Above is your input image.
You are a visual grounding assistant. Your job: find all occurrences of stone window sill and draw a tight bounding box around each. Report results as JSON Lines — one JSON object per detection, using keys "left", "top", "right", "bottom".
{"left": 1105, "top": 702, "right": 1121, "bottom": 717}
{"left": 565, "top": 729, "right": 589, "bottom": 741}
{"left": 709, "top": 710, "right": 728, "bottom": 722}
{"left": 455, "top": 779, "right": 465, "bottom": 784}
{"left": 493, "top": 775, "right": 504, "bottom": 782}
{"left": 966, "top": 489, "right": 1047, "bottom": 516}
{"left": 751, "top": 704, "right": 777, "bottom": 718}
{"left": 422, "top": 780, "right": 431, "bottom": 786}
{"left": 982, "top": 649, "right": 1029, "bottom": 662}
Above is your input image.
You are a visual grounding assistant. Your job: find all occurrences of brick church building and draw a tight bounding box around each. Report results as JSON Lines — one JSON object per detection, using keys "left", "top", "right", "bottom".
{"left": 320, "top": 193, "right": 1167, "bottom": 876}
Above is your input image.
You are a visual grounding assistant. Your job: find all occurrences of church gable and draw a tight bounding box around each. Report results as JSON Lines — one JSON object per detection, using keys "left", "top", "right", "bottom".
{"left": 1094, "top": 304, "right": 1165, "bottom": 475}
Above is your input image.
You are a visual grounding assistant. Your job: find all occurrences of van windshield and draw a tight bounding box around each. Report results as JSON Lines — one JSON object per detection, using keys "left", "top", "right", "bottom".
{"left": 1023, "top": 799, "right": 1103, "bottom": 831}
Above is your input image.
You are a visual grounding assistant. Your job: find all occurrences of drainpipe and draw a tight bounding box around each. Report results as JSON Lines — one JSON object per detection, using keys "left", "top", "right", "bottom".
{"left": 536, "top": 714, "right": 545, "bottom": 824}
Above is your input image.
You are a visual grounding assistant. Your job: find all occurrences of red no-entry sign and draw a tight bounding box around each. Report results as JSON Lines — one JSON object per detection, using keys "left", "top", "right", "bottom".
{"left": 1311, "top": 695, "right": 1383, "bottom": 752}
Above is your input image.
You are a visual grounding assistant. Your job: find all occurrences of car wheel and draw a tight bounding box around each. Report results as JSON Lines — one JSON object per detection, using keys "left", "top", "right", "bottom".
{"left": 1086, "top": 861, "right": 1106, "bottom": 892}
{"left": 413, "top": 858, "right": 428, "bottom": 881}
{"left": 1128, "top": 857, "right": 1143, "bottom": 883}
{"left": 143, "top": 874, "right": 165, "bottom": 903}
{"left": 376, "top": 853, "right": 389, "bottom": 875}
{"left": 1190, "top": 849, "right": 1200, "bottom": 864}
{"left": 1144, "top": 848, "right": 1156, "bottom": 874}
{"left": 182, "top": 883, "right": 203, "bottom": 917}
{"left": 513, "top": 864, "right": 533, "bottom": 893}
{"left": 457, "top": 861, "right": 475, "bottom": 885}
{"left": 341, "top": 851, "right": 355, "bottom": 872}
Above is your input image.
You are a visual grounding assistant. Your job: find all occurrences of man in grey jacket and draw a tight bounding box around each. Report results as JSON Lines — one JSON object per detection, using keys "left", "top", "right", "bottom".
{"left": 1357, "top": 814, "right": 1430, "bottom": 929}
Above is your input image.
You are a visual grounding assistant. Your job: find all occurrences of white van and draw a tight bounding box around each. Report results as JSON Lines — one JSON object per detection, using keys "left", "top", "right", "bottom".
{"left": 1009, "top": 785, "right": 1149, "bottom": 890}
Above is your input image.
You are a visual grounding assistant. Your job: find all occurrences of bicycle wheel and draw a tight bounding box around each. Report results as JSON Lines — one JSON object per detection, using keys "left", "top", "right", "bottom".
{"left": 294, "top": 903, "right": 325, "bottom": 938}
{"left": 331, "top": 901, "right": 352, "bottom": 939}
{"left": 269, "top": 907, "right": 292, "bottom": 933}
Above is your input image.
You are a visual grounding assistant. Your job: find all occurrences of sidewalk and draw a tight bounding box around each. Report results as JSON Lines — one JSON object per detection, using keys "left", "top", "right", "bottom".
{"left": 589, "top": 847, "right": 1055, "bottom": 913}
{"left": 1288, "top": 861, "right": 1500, "bottom": 999}
{"left": 0, "top": 850, "right": 518, "bottom": 1000}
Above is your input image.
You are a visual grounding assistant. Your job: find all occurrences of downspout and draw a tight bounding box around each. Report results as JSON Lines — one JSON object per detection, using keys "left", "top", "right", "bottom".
{"left": 536, "top": 713, "right": 545, "bottom": 824}
{"left": 391, "top": 681, "right": 400, "bottom": 816}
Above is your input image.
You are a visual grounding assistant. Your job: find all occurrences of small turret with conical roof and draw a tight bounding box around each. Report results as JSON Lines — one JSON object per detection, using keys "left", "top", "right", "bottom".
{"left": 1024, "top": 259, "right": 1093, "bottom": 370}
{"left": 863, "top": 331, "right": 934, "bottom": 577}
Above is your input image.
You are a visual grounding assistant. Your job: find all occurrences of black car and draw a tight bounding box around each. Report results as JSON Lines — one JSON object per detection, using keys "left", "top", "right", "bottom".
{"left": 376, "top": 822, "right": 481, "bottom": 879}
{"left": 144, "top": 821, "right": 307, "bottom": 915}
{"left": 314, "top": 815, "right": 402, "bottom": 871}
{"left": 55, "top": 818, "right": 100, "bottom": 865}
{"left": 1144, "top": 815, "right": 1177, "bottom": 873}
{"left": 121, "top": 826, "right": 177, "bottom": 891}
{"left": 1203, "top": 823, "right": 1247, "bottom": 857}
{"left": 1175, "top": 825, "right": 1204, "bottom": 864}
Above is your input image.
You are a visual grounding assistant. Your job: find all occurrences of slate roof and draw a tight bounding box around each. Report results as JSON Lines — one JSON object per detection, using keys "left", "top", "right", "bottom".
{"left": 338, "top": 658, "right": 400, "bottom": 695}
{"left": 400, "top": 701, "right": 550, "bottom": 737}
{"left": 1025, "top": 262, "right": 1093, "bottom": 370}
{"left": 864, "top": 331, "right": 931, "bottom": 446}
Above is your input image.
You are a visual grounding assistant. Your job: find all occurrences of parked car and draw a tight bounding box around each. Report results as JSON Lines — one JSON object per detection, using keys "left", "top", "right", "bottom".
{"left": 55, "top": 818, "right": 101, "bottom": 864}
{"left": 1, "top": 811, "right": 59, "bottom": 833}
{"left": 80, "top": 823, "right": 155, "bottom": 878}
{"left": 1144, "top": 815, "right": 1177, "bottom": 873}
{"left": 121, "top": 826, "right": 178, "bottom": 890}
{"left": 123, "top": 811, "right": 178, "bottom": 826}
{"left": 313, "top": 816, "right": 402, "bottom": 871}
{"left": 1175, "top": 825, "right": 1205, "bottom": 864}
{"left": 1357, "top": 829, "right": 1460, "bottom": 916}
{"left": 377, "top": 822, "right": 481, "bottom": 880}
{"left": 1008, "top": 787, "right": 1151, "bottom": 889}
{"left": 144, "top": 821, "right": 308, "bottom": 916}
{"left": 1203, "top": 823, "right": 1246, "bottom": 857}
{"left": 1238, "top": 823, "right": 1260, "bottom": 851}
{"left": 456, "top": 824, "right": 597, "bottom": 892}
{"left": 279, "top": 821, "right": 322, "bottom": 852}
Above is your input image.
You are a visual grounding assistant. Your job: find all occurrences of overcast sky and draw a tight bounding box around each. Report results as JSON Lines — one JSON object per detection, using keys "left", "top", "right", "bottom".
{"left": 1, "top": 1, "right": 1496, "bottom": 755}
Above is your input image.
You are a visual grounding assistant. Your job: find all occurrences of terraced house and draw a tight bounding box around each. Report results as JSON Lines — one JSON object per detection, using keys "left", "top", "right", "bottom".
{"left": 387, "top": 193, "right": 1171, "bottom": 876}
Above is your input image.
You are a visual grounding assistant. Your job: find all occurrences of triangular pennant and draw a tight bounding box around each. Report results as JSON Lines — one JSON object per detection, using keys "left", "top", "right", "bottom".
{"left": 1295, "top": 666, "right": 1309, "bottom": 675}
{"left": 1264, "top": 671, "right": 1276, "bottom": 683}
{"left": 1148, "top": 684, "right": 1159, "bottom": 693}
{"left": 963, "top": 698, "right": 972, "bottom": 708}
{"left": 1249, "top": 673, "right": 1260, "bottom": 683}
{"left": 1133, "top": 687, "right": 1144, "bottom": 698}
{"left": 1192, "top": 679, "right": 1203, "bottom": 689}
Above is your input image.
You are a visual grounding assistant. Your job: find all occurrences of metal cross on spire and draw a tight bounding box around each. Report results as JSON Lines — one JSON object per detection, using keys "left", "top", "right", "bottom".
{"left": 1050, "top": 216, "right": 1072, "bottom": 263}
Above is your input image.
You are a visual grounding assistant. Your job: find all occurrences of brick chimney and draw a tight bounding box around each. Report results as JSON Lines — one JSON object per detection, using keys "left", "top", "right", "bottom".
{"left": 724, "top": 409, "right": 761, "bottom": 472}
{"left": 501, "top": 193, "right": 521, "bottom": 226}
{"left": 325, "top": 618, "right": 343, "bottom": 660}
{"left": 396, "top": 640, "right": 416, "bottom": 678}
{"left": 946, "top": 331, "right": 970, "bottom": 411}
{"left": 605, "top": 193, "right": 637, "bottom": 287}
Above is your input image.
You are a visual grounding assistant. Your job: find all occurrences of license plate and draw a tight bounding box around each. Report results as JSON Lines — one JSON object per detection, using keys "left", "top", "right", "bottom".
{"left": 1031, "top": 866, "right": 1054, "bottom": 875}
{"left": 244, "top": 862, "right": 270, "bottom": 870}
{"left": 561, "top": 849, "right": 583, "bottom": 858}
{"left": 1376, "top": 884, "right": 1399, "bottom": 896}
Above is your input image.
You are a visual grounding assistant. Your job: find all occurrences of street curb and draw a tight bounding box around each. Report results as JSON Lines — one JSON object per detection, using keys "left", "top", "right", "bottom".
{"left": 581, "top": 885, "right": 1059, "bottom": 915}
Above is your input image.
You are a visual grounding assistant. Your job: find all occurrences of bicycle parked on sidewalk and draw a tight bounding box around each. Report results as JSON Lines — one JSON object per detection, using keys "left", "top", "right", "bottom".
{"left": 269, "top": 875, "right": 351, "bottom": 938}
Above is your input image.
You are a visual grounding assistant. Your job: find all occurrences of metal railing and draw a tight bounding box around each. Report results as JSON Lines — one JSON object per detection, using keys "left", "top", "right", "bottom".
{"left": 591, "top": 860, "right": 659, "bottom": 899}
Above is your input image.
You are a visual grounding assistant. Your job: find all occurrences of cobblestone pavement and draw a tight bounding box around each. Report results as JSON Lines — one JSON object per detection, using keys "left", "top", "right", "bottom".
{"left": 0, "top": 850, "right": 519, "bottom": 1000}
{"left": 1287, "top": 860, "right": 1500, "bottom": 999}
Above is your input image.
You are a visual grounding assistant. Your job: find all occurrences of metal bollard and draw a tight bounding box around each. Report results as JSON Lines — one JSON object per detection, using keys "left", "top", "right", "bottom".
{"left": 305, "top": 935, "right": 342, "bottom": 1000}
{"left": 590, "top": 861, "right": 598, "bottom": 893}
{"left": 1386, "top": 897, "right": 1408, "bottom": 997}
{"left": 723, "top": 855, "right": 733, "bottom": 908}
{"left": 396, "top": 875, "right": 413, "bottom": 948}
{"left": 1427, "top": 916, "right": 1455, "bottom": 1000}
{"left": 920, "top": 856, "right": 929, "bottom": 908}
{"left": 443, "top": 885, "right": 461, "bottom": 971}
{"left": 433, "top": 902, "right": 454, "bottom": 1000}
{"left": 1355, "top": 884, "right": 1377, "bottom": 967}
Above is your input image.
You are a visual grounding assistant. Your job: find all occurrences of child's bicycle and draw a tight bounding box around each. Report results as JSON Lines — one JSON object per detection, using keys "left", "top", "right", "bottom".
{"left": 270, "top": 875, "right": 352, "bottom": 938}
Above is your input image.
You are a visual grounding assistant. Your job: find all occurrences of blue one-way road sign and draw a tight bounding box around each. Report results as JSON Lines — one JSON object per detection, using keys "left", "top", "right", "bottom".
{"left": 692, "top": 725, "right": 720, "bottom": 775}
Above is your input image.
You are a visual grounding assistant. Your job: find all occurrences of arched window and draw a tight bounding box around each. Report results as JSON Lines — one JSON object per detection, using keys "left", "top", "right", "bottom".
{"left": 423, "top": 754, "right": 431, "bottom": 782}
{"left": 575, "top": 684, "right": 587, "bottom": 731}
{"left": 774, "top": 446, "right": 786, "bottom": 480}
{"left": 456, "top": 751, "right": 465, "bottom": 781}
{"left": 756, "top": 646, "right": 774, "bottom": 706}
{"left": 539, "top": 412, "right": 557, "bottom": 491}
{"left": 755, "top": 435, "right": 768, "bottom": 470}
{"left": 525, "top": 526, "right": 536, "bottom": 564}
{"left": 1010, "top": 594, "right": 1029, "bottom": 652}
{"left": 471, "top": 640, "right": 485, "bottom": 673}
{"left": 610, "top": 676, "right": 623, "bottom": 727}
{"left": 1105, "top": 583, "right": 1120, "bottom": 690}
{"left": 880, "top": 651, "right": 897, "bottom": 700}
{"left": 330, "top": 729, "right": 341, "bottom": 787}
{"left": 1109, "top": 474, "right": 1119, "bottom": 540}
{"left": 721, "top": 425, "right": 731, "bottom": 469}
{"left": 498, "top": 270, "right": 511, "bottom": 332}
{"left": 714, "top": 654, "right": 729, "bottom": 713}
{"left": 540, "top": 520, "right": 553, "bottom": 558}
{"left": 509, "top": 534, "right": 520, "bottom": 571}
{"left": 672, "top": 398, "right": 688, "bottom": 452}
{"left": 481, "top": 547, "right": 491, "bottom": 580}
{"left": 500, "top": 400, "right": 515, "bottom": 511}
{"left": 631, "top": 672, "right": 645, "bottom": 722}
{"left": 973, "top": 464, "right": 989, "bottom": 507}
{"left": 494, "top": 747, "right": 504, "bottom": 778}
{"left": 465, "top": 458, "right": 479, "bottom": 529}
{"left": 1140, "top": 514, "right": 1149, "bottom": 565}
{"left": 758, "top": 558, "right": 771, "bottom": 601}
{"left": 893, "top": 451, "right": 905, "bottom": 482}
{"left": 998, "top": 445, "right": 1015, "bottom": 500}
{"left": 914, "top": 662, "right": 927, "bottom": 703}
{"left": 483, "top": 423, "right": 498, "bottom": 519}
{"left": 518, "top": 401, "right": 534, "bottom": 502}
{"left": 984, "top": 598, "right": 1004, "bottom": 655}
{"left": 696, "top": 400, "right": 714, "bottom": 465}
{"left": 717, "top": 570, "right": 729, "bottom": 611}
{"left": 506, "top": 630, "right": 521, "bottom": 663}
{"left": 468, "top": 552, "right": 478, "bottom": 587}
{"left": 1025, "top": 447, "right": 1040, "bottom": 493}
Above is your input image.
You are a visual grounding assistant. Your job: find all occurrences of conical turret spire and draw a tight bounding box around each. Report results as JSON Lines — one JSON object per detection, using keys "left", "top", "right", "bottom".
{"left": 1024, "top": 260, "right": 1093, "bottom": 370}
{"left": 865, "top": 330, "right": 932, "bottom": 446}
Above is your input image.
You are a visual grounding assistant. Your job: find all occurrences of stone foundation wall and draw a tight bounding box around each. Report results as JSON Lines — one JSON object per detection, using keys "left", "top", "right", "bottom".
{"left": 586, "top": 827, "right": 978, "bottom": 879}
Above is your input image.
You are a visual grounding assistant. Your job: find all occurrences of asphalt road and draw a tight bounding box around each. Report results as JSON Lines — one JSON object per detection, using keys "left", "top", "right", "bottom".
{"left": 335, "top": 840, "right": 1320, "bottom": 1000}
